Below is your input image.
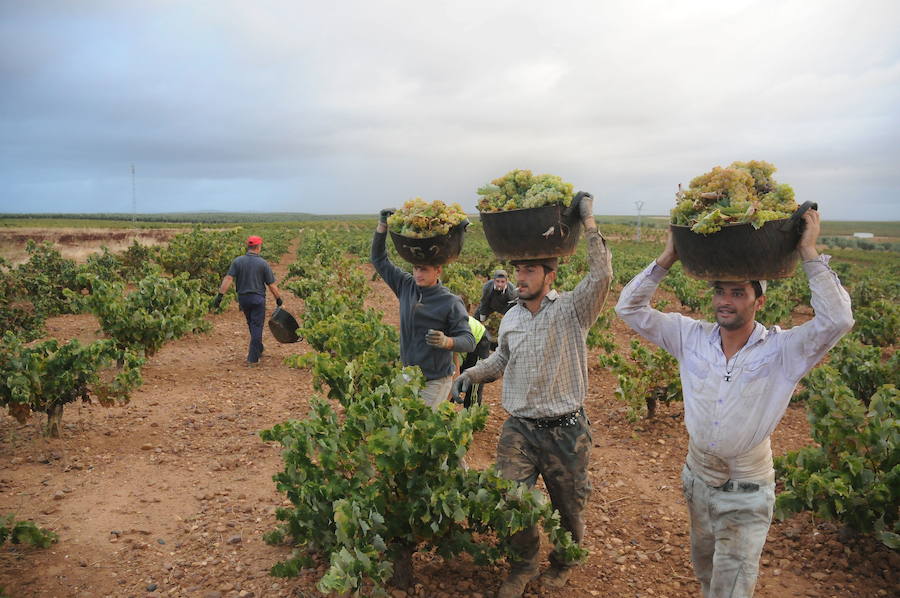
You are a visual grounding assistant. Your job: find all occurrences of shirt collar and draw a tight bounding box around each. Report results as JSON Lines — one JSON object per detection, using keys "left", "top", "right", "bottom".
{"left": 517, "top": 288, "right": 559, "bottom": 308}
{"left": 708, "top": 320, "right": 768, "bottom": 347}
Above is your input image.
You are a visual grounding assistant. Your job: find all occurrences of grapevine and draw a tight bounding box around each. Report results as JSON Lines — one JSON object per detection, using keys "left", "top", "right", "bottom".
{"left": 0, "top": 332, "right": 143, "bottom": 437}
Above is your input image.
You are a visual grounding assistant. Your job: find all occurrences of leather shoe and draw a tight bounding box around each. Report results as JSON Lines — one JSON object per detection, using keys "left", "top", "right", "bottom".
{"left": 538, "top": 565, "right": 572, "bottom": 589}
{"left": 496, "top": 566, "right": 538, "bottom": 598}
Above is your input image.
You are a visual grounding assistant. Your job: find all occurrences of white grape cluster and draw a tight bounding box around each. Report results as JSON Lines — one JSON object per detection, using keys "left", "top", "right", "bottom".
{"left": 671, "top": 160, "right": 797, "bottom": 234}
{"left": 387, "top": 198, "right": 468, "bottom": 239}
{"left": 477, "top": 169, "right": 574, "bottom": 212}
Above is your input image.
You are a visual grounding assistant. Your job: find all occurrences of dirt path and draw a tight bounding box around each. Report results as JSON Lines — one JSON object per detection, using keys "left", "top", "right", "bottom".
{"left": 1, "top": 244, "right": 896, "bottom": 598}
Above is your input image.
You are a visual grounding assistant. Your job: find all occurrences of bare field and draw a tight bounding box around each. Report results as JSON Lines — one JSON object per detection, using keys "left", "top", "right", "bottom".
{"left": 0, "top": 228, "right": 178, "bottom": 266}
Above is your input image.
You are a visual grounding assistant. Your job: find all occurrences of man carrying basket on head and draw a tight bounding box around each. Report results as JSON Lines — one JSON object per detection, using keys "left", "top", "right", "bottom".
{"left": 615, "top": 208, "right": 853, "bottom": 598}
{"left": 452, "top": 192, "right": 612, "bottom": 598}
{"left": 372, "top": 209, "right": 475, "bottom": 408}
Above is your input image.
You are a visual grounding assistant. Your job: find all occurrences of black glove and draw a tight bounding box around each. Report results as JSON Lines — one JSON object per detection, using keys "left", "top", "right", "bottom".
{"left": 379, "top": 208, "right": 396, "bottom": 224}
{"left": 212, "top": 293, "right": 223, "bottom": 309}
{"left": 450, "top": 374, "right": 470, "bottom": 404}
{"left": 276, "top": 297, "right": 283, "bottom": 307}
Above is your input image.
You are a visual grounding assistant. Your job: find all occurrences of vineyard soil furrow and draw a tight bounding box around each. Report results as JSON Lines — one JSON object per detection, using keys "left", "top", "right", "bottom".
{"left": 1, "top": 234, "right": 896, "bottom": 598}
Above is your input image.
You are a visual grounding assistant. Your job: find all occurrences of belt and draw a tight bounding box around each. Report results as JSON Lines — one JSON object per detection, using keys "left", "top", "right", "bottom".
{"left": 521, "top": 408, "right": 584, "bottom": 430}
{"left": 716, "top": 480, "right": 761, "bottom": 493}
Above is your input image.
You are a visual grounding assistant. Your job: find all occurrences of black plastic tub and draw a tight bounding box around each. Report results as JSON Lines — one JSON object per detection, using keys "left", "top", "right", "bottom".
{"left": 268, "top": 307, "right": 301, "bottom": 343}
{"left": 671, "top": 201, "right": 817, "bottom": 281}
{"left": 389, "top": 221, "right": 468, "bottom": 266}
{"left": 479, "top": 204, "right": 582, "bottom": 261}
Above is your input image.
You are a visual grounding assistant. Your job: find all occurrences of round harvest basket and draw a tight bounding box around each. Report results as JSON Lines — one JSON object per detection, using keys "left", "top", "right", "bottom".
{"left": 389, "top": 221, "right": 468, "bottom": 266}
{"left": 480, "top": 204, "right": 582, "bottom": 261}
{"left": 268, "top": 306, "right": 301, "bottom": 343}
{"left": 671, "top": 201, "right": 817, "bottom": 281}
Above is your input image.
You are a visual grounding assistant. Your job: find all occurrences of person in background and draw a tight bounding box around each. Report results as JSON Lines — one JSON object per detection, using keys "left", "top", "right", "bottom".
{"left": 372, "top": 210, "right": 475, "bottom": 408}
{"left": 452, "top": 193, "right": 612, "bottom": 598}
{"left": 452, "top": 315, "right": 493, "bottom": 408}
{"left": 474, "top": 269, "right": 518, "bottom": 322}
{"left": 213, "top": 235, "right": 284, "bottom": 366}
{"left": 615, "top": 208, "right": 853, "bottom": 598}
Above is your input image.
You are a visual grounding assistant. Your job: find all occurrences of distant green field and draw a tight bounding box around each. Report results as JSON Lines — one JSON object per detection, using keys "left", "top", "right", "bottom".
{"left": 0, "top": 212, "right": 372, "bottom": 226}
{"left": 1, "top": 213, "right": 897, "bottom": 239}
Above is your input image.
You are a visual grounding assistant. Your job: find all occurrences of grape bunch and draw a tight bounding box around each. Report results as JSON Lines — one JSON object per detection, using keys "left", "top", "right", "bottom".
{"left": 387, "top": 198, "right": 468, "bottom": 239}
{"left": 671, "top": 160, "right": 797, "bottom": 234}
{"left": 477, "top": 169, "right": 574, "bottom": 212}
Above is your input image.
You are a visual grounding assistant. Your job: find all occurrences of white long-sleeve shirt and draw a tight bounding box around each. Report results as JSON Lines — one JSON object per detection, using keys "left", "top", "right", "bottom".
{"left": 615, "top": 256, "right": 854, "bottom": 484}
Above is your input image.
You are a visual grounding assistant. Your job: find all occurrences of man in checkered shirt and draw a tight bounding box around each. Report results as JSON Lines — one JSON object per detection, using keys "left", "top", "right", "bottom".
{"left": 453, "top": 192, "right": 612, "bottom": 598}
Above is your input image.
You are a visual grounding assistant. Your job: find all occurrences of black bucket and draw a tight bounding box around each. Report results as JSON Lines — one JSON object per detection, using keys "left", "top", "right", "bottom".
{"left": 268, "top": 307, "right": 301, "bottom": 343}
{"left": 389, "top": 221, "right": 468, "bottom": 266}
{"left": 672, "top": 201, "right": 817, "bottom": 281}
{"left": 480, "top": 204, "right": 582, "bottom": 261}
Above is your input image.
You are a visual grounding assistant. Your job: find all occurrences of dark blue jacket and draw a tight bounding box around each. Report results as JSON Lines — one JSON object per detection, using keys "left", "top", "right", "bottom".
{"left": 371, "top": 231, "right": 475, "bottom": 380}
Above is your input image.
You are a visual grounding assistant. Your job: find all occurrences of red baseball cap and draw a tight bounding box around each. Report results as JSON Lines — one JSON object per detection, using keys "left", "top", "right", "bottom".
{"left": 246, "top": 235, "right": 263, "bottom": 246}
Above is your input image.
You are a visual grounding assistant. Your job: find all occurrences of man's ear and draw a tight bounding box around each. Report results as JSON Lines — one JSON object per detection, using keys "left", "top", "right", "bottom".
{"left": 546, "top": 270, "right": 557, "bottom": 288}
{"left": 756, "top": 294, "right": 766, "bottom": 311}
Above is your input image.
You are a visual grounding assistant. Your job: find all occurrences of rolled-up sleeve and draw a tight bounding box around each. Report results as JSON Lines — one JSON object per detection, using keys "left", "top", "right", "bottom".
{"left": 572, "top": 229, "right": 613, "bottom": 328}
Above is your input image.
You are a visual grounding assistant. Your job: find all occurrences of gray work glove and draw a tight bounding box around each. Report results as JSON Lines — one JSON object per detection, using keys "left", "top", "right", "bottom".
{"left": 576, "top": 191, "right": 595, "bottom": 227}
{"left": 425, "top": 329, "right": 454, "bottom": 350}
{"left": 379, "top": 208, "right": 396, "bottom": 225}
{"left": 450, "top": 374, "right": 471, "bottom": 404}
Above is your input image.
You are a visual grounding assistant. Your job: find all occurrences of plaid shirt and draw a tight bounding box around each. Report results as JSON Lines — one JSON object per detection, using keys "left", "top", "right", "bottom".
{"left": 464, "top": 229, "right": 612, "bottom": 418}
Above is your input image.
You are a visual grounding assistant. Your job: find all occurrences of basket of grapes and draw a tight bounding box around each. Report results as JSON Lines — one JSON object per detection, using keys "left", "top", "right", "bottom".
{"left": 670, "top": 160, "right": 816, "bottom": 280}
{"left": 477, "top": 169, "right": 584, "bottom": 261}
{"left": 387, "top": 199, "right": 470, "bottom": 265}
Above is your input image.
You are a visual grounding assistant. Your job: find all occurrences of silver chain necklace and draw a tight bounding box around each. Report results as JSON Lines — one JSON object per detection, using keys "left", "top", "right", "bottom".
{"left": 723, "top": 345, "right": 751, "bottom": 382}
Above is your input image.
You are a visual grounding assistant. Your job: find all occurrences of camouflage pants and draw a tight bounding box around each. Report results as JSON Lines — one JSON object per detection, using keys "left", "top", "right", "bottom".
{"left": 495, "top": 410, "right": 592, "bottom": 570}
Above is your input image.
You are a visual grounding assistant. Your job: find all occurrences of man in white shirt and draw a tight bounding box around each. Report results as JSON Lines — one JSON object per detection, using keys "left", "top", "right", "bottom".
{"left": 615, "top": 209, "right": 853, "bottom": 597}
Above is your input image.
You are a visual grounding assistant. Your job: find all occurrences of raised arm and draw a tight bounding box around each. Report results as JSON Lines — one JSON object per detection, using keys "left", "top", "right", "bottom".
{"left": 778, "top": 209, "right": 854, "bottom": 380}
{"left": 371, "top": 209, "right": 412, "bottom": 295}
{"left": 571, "top": 193, "right": 614, "bottom": 328}
{"left": 615, "top": 233, "right": 692, "bottom": 360}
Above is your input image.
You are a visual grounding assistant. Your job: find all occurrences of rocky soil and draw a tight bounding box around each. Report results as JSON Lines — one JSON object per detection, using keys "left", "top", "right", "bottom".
{"left": 1, "top": 240, "right": 897, "bottom": 598}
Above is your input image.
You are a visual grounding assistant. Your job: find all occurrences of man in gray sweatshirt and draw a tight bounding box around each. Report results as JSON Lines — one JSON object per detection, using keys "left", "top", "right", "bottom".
{"left": 372, "top": 209, "right": 475, "bottom": 407}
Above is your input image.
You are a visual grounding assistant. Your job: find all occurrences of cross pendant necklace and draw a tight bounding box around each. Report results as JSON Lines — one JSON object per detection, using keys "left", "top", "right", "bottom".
{"left": 724, "top": 352, "right": 742, "bottom": 382}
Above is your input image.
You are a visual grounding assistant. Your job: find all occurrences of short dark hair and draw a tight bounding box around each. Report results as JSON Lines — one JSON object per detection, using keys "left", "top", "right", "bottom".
{"left": 710, "top": 280, "right": 765, "bottom": 299}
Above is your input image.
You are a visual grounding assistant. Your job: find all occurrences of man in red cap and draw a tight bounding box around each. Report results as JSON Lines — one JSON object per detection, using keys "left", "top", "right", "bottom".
{"left": 214, "top": 235, "right": 284, "bottom": 366}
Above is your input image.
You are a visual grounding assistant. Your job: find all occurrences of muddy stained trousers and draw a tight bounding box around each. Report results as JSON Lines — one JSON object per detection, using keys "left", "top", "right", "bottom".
{"left": 238, "top": 293, "right": 266, "bottom": 363}
{"left": 495, "top": 411, "right": 592, "bottom": 570}
{"left": 681, "top": 464, "right": 775, "bottom": 598}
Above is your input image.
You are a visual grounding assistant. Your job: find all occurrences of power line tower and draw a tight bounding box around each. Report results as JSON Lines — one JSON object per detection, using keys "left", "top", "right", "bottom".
{"left": 131, "top": 164, "right": 136, "bottom": 226}
{"left": 635, "top": 200, "right": 644, "bottom": 241}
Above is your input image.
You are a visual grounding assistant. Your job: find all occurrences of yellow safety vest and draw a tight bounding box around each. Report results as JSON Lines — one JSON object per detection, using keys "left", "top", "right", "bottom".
{"left": 468, "top": 316, "right": 486, "bottom": 345}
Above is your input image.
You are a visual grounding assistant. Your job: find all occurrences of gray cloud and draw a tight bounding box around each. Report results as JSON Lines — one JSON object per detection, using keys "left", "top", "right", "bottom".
{"left": 1, "top": 0, "right": 898, "bottom": 218}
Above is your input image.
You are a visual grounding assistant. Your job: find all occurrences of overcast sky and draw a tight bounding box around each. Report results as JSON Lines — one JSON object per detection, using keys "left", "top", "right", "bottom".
{"left": 1, "top": 1, "right": 898, "bottom": 219}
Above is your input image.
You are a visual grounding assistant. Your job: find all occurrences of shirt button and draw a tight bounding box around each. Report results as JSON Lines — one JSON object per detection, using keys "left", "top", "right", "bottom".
{"left": 718, "top": 400, "right": 723, "bottom": 404}
{"left": 709, "top": 442, "right": 716, "bottom": 447}
{"left": 714, "top": 421, "right": 719, "bottom": 425}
